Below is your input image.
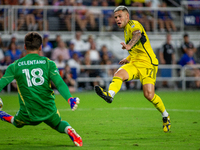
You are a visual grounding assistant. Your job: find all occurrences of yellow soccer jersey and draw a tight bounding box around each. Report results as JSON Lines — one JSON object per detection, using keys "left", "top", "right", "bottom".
{"left": 124, "top": 20, "right": 158, "bottom": 66}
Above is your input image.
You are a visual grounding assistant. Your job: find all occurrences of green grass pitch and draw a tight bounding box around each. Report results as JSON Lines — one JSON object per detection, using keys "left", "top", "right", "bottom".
{"left": 0, "top": 90, "right": 200, "bottom": 150}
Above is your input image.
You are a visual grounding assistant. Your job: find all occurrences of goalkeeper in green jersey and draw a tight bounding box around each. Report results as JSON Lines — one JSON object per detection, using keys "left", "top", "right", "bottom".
{"left": 0, "top": 32, "right": 82, "bottom": 147}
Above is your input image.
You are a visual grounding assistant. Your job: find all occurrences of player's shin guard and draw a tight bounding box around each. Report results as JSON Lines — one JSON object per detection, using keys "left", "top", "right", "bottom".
{"left": 150, "top": 94, "right": 166, "bottom": 113}
{"left": 0, "top": 111, "right": 14, "bottom": 123}
{"left": 55, "top": 121, "right": 70, "bottom": 133}
{"left": 108, "top": 76, "right": 123, "bottom": 96}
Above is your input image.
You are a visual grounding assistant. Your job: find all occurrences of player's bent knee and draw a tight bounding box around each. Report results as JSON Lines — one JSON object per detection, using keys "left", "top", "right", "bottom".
{"left": 144, "top": 92, "right": 154, "bottom": 101}
{"left": 143, "top": 84, "right": 155, "bottom": 101}
{"left": 113, "top": 71, "right": 122, "bottom": 77}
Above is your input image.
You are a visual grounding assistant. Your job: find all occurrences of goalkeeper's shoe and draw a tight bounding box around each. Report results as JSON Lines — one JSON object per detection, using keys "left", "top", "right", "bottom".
{"left": 163, "top": 115, "right": 171, "bottom": 133}
{"left": 94, "top": 85, "right": 113, "bottom": 103}
{"left": 67, "top": 127, "right": 83, "bottom": 147}
{"left": 0, "top": 111, "right": 13, "bottom": 123}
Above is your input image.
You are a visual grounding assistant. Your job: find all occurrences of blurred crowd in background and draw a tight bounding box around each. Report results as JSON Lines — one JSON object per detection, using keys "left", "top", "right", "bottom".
{"left": 0, "top": 31, "right": 119, "bottom": 92}
{"left": 0, "top": 30, "right": 200, "bottom": 92}
{"left": 1, "top": 0, "right": 197, "bottom": 32}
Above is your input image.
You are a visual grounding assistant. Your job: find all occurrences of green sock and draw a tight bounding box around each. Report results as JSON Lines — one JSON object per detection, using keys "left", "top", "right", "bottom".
{"left": 55, "top": 121, "right": 70, "bottom": 133}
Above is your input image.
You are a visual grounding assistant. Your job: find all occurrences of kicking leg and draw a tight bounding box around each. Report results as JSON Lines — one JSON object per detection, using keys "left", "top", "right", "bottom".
{"left": 95, "top": 68, "right": 128, "bottom": 103}
{"left": 143, "top": 84, "right": 171, "bottom": 132}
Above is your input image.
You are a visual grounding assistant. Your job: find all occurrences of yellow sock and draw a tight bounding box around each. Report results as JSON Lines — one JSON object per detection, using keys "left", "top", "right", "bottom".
{"left": 150, "top": 94, "right": 166, "bottom": 113}
{"left": 108, "top": 76, "right": 123, "bottom": 95}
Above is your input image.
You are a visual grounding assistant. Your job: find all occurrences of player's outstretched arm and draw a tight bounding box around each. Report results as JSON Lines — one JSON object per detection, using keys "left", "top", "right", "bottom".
{"left": 120, "top": 30, "right": 141, "bottom": 51}
{"left": 0, "top": 64, "right": 15, "bottom": 92}
{"left": 50, "top": 62, "right": 80, "bottom": 111}
{"left": 51, "top": 74, "right": 80, "bottom": 111}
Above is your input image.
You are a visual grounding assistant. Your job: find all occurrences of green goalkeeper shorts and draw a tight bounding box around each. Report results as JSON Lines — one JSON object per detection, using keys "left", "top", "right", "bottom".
{"left": 13, "top": 110, "right": 61, "bottom": 128}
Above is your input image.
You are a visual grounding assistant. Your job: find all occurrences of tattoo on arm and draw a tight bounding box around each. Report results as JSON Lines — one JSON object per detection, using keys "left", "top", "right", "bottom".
{"left": 127, "top": 30, "right": 141, "bottom": 48}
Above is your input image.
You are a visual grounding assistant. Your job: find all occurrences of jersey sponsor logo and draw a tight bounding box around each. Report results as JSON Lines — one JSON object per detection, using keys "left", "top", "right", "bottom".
{"left": 18, "top": 60, "right": 46, "bottom": 66}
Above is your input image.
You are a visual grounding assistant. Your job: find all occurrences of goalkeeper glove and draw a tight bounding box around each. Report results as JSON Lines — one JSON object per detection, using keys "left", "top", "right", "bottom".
{"left": 68, "top": 97, "right": 80, "bottom": 111}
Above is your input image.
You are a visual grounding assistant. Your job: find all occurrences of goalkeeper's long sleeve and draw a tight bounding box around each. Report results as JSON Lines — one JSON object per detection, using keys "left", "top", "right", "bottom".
{"left": 0, "top": 64, "right": 14, "bottom": 92}
{"left": 50, "top": 68, "right": 72, "bottom": 101}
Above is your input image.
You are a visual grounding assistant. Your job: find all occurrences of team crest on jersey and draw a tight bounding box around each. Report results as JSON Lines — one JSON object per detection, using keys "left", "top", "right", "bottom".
{"left": 131, "top": 25, "right": 135, "bottom": 28}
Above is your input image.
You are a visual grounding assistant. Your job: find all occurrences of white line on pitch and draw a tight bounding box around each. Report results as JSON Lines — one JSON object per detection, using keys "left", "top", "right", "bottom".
{"left": 3, "top": 107, "right": 200, "bottom": 113}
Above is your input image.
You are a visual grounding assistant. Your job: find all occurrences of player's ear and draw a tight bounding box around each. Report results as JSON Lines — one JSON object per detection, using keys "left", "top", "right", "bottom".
{"left": 24, "top": 44, "right": 27, "bottom": 50}
{"left": 39, "top": 45, "right": 42, "bottom": 51}
{"left": 127, "top": 12, "right": 129, "bottom": 19}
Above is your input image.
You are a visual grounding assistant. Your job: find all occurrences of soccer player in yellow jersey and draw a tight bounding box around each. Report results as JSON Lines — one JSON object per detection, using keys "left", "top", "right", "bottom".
{"left": 95, "top": 6, "right": 171, "bottom": 132}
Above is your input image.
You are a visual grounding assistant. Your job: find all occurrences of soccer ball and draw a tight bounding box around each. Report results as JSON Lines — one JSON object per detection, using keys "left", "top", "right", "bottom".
{"left": 0, "top": 98, "right": 3, "bottom": 111}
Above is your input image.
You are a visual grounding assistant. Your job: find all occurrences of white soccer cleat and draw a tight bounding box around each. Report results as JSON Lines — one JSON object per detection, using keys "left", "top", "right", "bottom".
{"left": 67, "top": 126, "right": 83, "bottom": 146}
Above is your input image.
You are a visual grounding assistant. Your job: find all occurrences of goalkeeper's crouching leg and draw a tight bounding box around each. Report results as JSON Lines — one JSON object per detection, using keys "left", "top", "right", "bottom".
{"left": 55, "top": 121, "right": 83, "bottom": 146}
